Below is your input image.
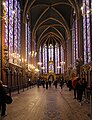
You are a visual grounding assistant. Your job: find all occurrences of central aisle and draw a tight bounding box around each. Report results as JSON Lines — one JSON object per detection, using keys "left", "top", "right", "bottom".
{"left": 2, "top": 85, "right": 91, "bottom": 120}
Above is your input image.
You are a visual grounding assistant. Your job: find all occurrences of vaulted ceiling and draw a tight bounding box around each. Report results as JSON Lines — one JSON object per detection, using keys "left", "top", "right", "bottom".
{"left": 21, "top": 0, "right": 80, "bottom": 49}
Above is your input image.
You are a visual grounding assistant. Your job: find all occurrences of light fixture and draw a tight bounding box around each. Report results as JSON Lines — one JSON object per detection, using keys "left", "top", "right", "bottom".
{"left": 9, "top": 52, "right": 21, "bottom": 65}
{"left": 37, "top": 62, "right": 42, "bottom": 66}
{"left": 29, "top": 51, "right": 37, "bottom": 57}
{"left": 35, "top": 68, "right": 39, "bottom": 72}
{"left": 41, "top": 66, "right": 45, "bottom": 70}
{"left": 60, "top": 61, "right": 65, "bottom": 65}
{"left": 28, "top": 64, "right": 35, "bottom": 70}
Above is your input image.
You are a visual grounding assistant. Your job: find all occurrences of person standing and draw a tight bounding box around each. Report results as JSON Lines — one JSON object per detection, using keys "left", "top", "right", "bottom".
{"left": 46, "top": 80, "right": 48, "bottom": 89}
{"left": 48, "top": 79, "right": 52, "bottom": 88}
{"left": 72, "top": 78, "right": 78, "bottom": 99}
{"left": 76, "top": 79, "right": 84, "bottom": 105}
{"left": 0, "top": 80, "right": 7, "bottom": 117}
{"left": 60, "top": 79, "right": 64, "bottom": 89}
{"left": 67, "top": 79, "right": 72, "bottom": 91}
{"left": 54, "top": 79, "right": 57, "bottom": 89}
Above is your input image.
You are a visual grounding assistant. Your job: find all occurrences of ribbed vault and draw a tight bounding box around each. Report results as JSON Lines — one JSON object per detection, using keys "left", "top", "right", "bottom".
{"left": 22, "top": 0, "right": 79, "bottom": 49}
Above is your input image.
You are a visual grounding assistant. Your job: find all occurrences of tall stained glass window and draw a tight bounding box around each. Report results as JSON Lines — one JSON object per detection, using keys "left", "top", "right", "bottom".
{"left": 44, "top": 45, "right": 47, "bottom": 73}
{"left": 38, "top": 46, "right": 42, "bottom": 74}
{"left": 61, "top": 45, "right": 64, "bottom": 73}
{"left": 48, "top": 44, "right": 53, "bottom": 61}
{"left": 66, "top": 39, "right": 69, "bottom": 68}
{"left": 48, "top": 44, "right": 54, "bottom": 73}
{"left": 25, "top": 15, "right": 31, "bottom": 64}
{"left": 72, "top": 12, "right": 78, "bottom": 68}
{"left": 82, "top": 0, "right": 91, "bottom": 64}
{"left": 42, "top": 44, "right": 50, "bottom": 74}
{"left": 55, "top": 43, "right": 59, "bottom": 74}
{"left": 5, "top": 0, "right": 21, "bottom": 65}
{"left": 38, "top": 42, "right": 63, "bottom": 74}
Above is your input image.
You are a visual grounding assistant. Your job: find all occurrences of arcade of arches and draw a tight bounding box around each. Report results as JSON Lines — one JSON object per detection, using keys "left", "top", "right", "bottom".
{"left": 0, "top": 0, "right": 92, "bottom": 88}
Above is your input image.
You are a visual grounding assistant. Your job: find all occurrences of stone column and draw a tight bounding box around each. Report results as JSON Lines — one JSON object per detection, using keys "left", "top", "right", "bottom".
{"left": 0, "top": 0, "right": 2, "bottom": 80}
{"left": 21, "top": 22, "right": 25, "bottom": 61}
{"left": 21, "top": 12, "right": 26, "bottom": 83}
{"left": 78, "top": 17, "right": 83, "bottom": 58}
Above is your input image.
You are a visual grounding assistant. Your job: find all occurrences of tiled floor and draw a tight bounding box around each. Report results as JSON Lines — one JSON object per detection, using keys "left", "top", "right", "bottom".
{"left": 0, "top": 84, "right": 92, "bottom": 120}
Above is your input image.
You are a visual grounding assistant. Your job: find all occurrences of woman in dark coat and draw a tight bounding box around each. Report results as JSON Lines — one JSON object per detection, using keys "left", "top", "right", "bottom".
{"left": 0, "top": 80, "right": 7, "bottom": 117}
{"left": 76, "top": 79, "right": 84, "bottom": 105}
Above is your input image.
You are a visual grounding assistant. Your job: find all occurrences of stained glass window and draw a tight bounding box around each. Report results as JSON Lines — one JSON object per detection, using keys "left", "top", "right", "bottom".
{"left": 25, "top": 15, "right": 31, "bottom": 65}
{"left": 66, "top": 39, "right": 69, "bottom": 68}
{"left": 39, "top": 46, "right": 41, "bottom": 63}
{"left": 44, "top": 45, "right": 47, "bottom": 73}
{"left": 43, "top": 46, "right": 45, "bottom": 73}
{"left": 17, "top": 3, "right": 21, "bottom": 64}
{"left": 39, "top": 43, "right": 62, "bottom": 74}
{"left": 42, "top": 44, "right": 49, "bottom": 73}
{"left": 61, "top": 45, "right": 64, "bottom": 73}
{"left": 72, "top": 12, "right": 78, "bottom": 68}
{"left": 55, "top": 43, "right": 59, "bottom": 74}
{"left": 5, "top": 0, "right": 21, "bottom": 65}
{"left": 5, "top": 0, "right": 8, "bottom": 47}
{"left": 82, "top": 0, "right": 91, "bottom": 64}
{"left": 39, "top": 46, "right": 42, "bottom": 74}
{"left": 57, "top": 46, "right": 60, "bottom": 74}
{"left": 75, "top": 21, "right": 78, "bottom": 59}
{"left": 72, "top": 20, "right": 76, "bottom": 68}
{"left": 48, "top": 44, "right": 53, "bottom": 61}
{"left": 34, "top": 41, "right": 36, "bottom": 67}
{"left": 25, "top": 23, "right": 27, "bottom": 61}
{"left": 48, "top": 44, "right": 54, "bottom": 73}
{"left": 9, "top": 0, "right": 13, "bottom": 63}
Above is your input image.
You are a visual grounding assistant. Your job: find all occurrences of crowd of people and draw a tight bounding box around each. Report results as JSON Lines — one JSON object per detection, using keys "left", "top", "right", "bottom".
{"left": 36, "top": 76, "right": 65, "bottom": 90}
{"left": 0, "top": 75, "right": 91, "bottom": 117}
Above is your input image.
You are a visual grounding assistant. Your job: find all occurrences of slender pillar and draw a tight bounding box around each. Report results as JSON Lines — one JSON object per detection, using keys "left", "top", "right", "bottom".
{"left": 77, "top": 3, "right": 84, "bottom": 63}
{"left": 21, "top": 12, "right": 26, "bottom": 83}
{"left": 59, "top": 44, "right": 61, "bottom": 74}
{"left": 47, "top": 44, "right": 49, "bottom": 73}
{"left": 1, "top": 0, "right": 6, "bottom": 82}
{"left": 0, "top": 0, "right": 2, "bottom": 80}
{"left": 21, "top": 22, "right": 25, "bottom": 61}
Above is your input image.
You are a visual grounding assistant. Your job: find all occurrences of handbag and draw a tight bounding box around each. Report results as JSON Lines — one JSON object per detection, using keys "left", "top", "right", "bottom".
{"left": 5, "top": 95, "right": 13, "bottom": 104}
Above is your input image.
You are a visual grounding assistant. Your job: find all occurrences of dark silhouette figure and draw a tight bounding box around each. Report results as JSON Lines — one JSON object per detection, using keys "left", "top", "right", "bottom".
{"left": 60, "top": 79, "right": 64, "bottom": 89}
{"left": 76, "top": 79, "right": 84, "bottom": 104}
{"left": 46, "top": 80, "right": 48, "bottom": 89}
{"left": 0, "top": 80, "right": 7, "bottom": 117}
{"left": 67, "top": 80, "right": 72, "bottom": 91}
{"left": 54, "top": 80, "right": 57, "bottom": 89}
{"left": 41, "top": 79, "right": 45, "bottom": 88}
{"left": 82, "top": 78, "right": 87, "bottom": 96}
{"left": 36, "top": 78, "right": 41, "bottom": 88}
{"left": 48, "top": 80, "right": 52, "bottom": 88}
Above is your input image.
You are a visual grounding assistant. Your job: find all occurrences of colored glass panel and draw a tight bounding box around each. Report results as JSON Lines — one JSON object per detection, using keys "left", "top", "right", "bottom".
{"left": 83, "top": 0, "right": 91, "bottom": 64}
{"left": 5, "top": 0, "right": 21, "bottom": 65}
